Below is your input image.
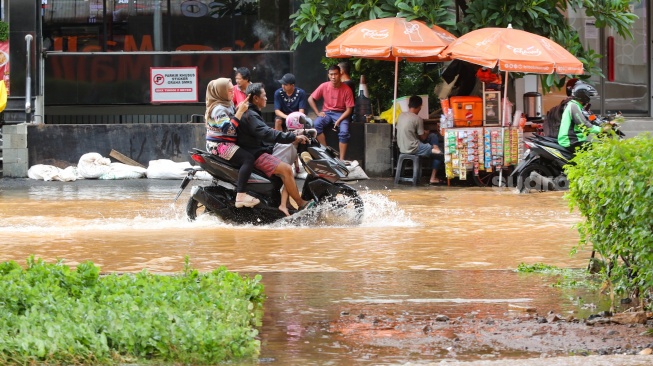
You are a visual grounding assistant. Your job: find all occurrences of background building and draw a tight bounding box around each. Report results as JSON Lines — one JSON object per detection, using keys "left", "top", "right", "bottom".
{"left": 3, "top": 0, "right": 327, "bottom": 125}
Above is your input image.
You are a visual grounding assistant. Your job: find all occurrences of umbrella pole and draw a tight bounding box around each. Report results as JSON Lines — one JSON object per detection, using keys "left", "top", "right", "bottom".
{"left": 498, "top": 70, "right": 509, "bottom": 187}
{"left": 391, "top": 57, "right": 399, "bottom": 174}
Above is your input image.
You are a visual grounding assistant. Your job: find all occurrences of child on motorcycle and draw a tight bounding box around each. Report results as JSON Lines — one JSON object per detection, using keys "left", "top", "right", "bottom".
{"left": 205, "top": 78, "right": 260, "bottom": 208}
{"left": 278, "top": 112, "right": 314, "bottom": 216}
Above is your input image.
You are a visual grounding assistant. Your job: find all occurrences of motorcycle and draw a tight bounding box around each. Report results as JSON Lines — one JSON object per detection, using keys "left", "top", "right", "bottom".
{"left": 173, "top": 130, "right": 364, "bottom": 225}
{"left": 509, "top": 112, "right": 624, "bottom": 193}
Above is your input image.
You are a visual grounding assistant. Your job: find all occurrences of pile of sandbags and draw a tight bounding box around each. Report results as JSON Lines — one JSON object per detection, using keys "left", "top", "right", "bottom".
{"left": 28, "top": 153, "right": 210, "bottom": 181}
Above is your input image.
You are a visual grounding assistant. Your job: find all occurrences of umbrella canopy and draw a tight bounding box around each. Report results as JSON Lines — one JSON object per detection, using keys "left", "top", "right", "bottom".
{"left": 443, "top": 26, "right": 583, "bottom": 75}
{"left": 325, "top": 17, "right": 456, "bottom": 149}
{"left": 326, "top": 17, "right": 456, "bottom": 62}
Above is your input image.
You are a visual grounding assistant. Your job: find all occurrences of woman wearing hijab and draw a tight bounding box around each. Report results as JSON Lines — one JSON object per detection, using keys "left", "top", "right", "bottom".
{"left": 205, "top": 78, "right": 260, "bottom": 208}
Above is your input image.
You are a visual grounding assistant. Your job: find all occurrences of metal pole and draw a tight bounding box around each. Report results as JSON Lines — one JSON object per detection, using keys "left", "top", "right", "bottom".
{"left": 498, "top": 70, "right": 509, "bottom": 187}
{"left": 25, "top": 34, "right": 33, "bottom": 123}
{"left": 391, "top": 57, "right": 399, "bottom": 172}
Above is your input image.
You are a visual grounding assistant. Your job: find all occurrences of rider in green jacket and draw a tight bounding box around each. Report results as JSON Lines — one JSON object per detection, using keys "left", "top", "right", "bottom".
{"left": 557, "top": 82, "right": 603, "bottom": 152}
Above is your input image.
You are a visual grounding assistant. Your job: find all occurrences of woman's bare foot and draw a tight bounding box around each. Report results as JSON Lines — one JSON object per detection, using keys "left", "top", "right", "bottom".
{"left": 278, "top": 205, "right": 290, "bottom": 217}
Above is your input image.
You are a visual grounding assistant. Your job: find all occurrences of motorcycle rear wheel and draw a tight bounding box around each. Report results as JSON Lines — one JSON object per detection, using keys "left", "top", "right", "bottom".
{"left": 186, "top": 197, "right": 210, "bottom": 221}
{"left": 518, "top": 163, "right": 553, "bottom": 193}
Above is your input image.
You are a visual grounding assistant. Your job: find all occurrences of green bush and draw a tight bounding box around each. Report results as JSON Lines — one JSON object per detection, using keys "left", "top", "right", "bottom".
{"left": 565, "top": 133, "right": 653, "bottom": 308}
{"left": 0, "top": 21, "right": 8, "bottom": 42}
{"left": 0, "top": 256, "right": 265, "bottom": 365}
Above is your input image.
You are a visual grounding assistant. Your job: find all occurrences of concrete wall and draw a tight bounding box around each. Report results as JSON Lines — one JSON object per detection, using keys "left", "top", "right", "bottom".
{"left": 27, "top": 124, "right": 206, "bottom": 168}
{"left": 364, "top": 123, "right": 393, "bottom": 177}
{"left": 23, "top": 122, "right": 393, "bottom": 176}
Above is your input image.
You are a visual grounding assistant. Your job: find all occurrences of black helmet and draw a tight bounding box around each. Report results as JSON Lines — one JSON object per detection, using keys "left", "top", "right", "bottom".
{"left": 571, "top": 82, "right": 598, "bottom": 105}
{"left": 565, "top": 78, "right": 578, "bottom": 97}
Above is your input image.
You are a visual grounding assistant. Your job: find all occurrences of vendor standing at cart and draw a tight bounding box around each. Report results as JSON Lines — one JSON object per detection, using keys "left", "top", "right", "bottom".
{"left": 397, "top": 95, "right": 444, "bottom": 185}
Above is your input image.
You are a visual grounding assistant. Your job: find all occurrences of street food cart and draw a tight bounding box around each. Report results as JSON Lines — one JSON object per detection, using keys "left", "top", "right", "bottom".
{"left": 439, "top": 83, "right": 524, "bottom": 187}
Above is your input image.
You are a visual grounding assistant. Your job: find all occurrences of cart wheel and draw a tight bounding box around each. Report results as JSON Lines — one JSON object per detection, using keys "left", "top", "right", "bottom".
{"left": 473, "top": 167, "right": 512, "bottom": 187}
{"left": 472, "top": 170, "right": 498, "bottom": 187}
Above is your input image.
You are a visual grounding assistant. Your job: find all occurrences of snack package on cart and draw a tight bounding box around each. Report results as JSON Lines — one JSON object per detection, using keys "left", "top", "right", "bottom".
{"left": 443, "top": 128, "right": 483, "bottom": 180}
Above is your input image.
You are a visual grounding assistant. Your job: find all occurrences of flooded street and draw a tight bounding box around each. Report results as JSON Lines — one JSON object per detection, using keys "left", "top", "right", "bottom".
{"left": 0, "top": 179, "right": 586, "bottom": 272}
{"left": 1, "top": 178, "right": 650, "bottom": 365}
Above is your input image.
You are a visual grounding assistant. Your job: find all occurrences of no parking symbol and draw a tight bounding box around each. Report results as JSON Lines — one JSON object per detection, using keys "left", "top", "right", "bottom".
{"left": 150, "top": 67, "right": 198, "bottom": 103}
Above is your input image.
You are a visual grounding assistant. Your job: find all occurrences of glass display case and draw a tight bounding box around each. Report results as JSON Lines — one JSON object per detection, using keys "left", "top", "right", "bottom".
{"left": 483, "top": 90, "right": 501, "bottom": 126}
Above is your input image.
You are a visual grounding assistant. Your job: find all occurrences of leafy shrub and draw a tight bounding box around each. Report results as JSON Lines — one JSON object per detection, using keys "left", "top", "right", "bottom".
{"left": 516, "top": 262, "right": 599, "bottom": 290}
{"left": 0, "top": 256, "right": 265, "bottom": 365}
{"left": 565, "top": 134, "right": 653, "bottom": 308}
{"left": 0, "top": 21, "right": 8, "bottom": 42}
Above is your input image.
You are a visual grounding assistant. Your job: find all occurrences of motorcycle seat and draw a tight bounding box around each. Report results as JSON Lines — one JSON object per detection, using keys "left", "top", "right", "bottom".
{"left": 532, "top": 137, "right": 574, "bottom": 160}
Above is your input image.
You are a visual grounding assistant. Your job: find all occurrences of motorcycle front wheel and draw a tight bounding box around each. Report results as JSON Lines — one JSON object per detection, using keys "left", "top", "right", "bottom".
{"left": 322, "top": 188, "right": 364, "bottom": 225}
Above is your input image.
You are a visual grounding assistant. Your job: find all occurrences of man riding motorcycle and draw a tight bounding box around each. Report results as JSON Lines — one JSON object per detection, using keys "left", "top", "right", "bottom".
{"left": 558, "top": 81, "right": 610, "bottom": 152}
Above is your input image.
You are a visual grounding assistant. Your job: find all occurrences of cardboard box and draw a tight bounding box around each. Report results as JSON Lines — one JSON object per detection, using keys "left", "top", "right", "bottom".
{"left": 450, "top": 96, "right": 483, "bottom": 127}
{"left": 395, "top": 95, "right": 429, "bottom": 120}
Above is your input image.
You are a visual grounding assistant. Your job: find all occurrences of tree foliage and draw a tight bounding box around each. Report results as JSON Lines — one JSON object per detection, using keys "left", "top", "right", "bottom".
{"left": 565, "top": 133, "right": 653, "bottom": 310}
{"left": 290, "top": 0, "right": 638, "bottom": 99}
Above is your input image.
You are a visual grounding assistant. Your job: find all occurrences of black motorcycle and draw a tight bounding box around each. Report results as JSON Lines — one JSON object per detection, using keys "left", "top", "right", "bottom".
{"left": 510, "top": 113, "right": 624, "bottom": 193}
{"left": 173, "top": 132, "right": 364, "bottom": 225}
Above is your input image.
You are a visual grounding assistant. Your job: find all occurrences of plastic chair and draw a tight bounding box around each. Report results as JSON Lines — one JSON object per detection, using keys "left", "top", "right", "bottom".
{"left": 394, "top": 154, "right": 422, "bottom": 185}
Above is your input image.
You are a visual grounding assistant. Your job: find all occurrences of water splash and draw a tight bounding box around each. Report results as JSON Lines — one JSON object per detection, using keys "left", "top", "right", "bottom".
{"left": 0, "top": 189, "right": 415, "bottom": 233}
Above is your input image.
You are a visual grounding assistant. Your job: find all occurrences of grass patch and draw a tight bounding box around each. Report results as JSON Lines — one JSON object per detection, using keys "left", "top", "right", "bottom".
{"left": 0, "top": 256, "right": 264, "bottom": 365}
{"left": 516, "top": 262, "right": 600, "bottom": 290}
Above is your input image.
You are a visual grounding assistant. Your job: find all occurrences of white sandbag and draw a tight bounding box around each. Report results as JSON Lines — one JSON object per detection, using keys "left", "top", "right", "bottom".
{"left": 99, "top": 162, "right": 147, "bottom": 180}
{"left": 146, "top": 159, "right": 193, "bottom": 179}
{"left": 340, "top": 166, "right": 369, "bottom": 181}
{"left": 194, "top": 170, "right": 213, "bottom": 180}
{"left": 27, "top": 164, "right": 80, "bottom": 181}
{"left": 78, "top": 152, "right": 111, "bottom": 179}
{"left": 28, "top": 164, "right": 62, "bottom": 181}
{"left": 59, "top": 166, "right": 81, "bottom": 181}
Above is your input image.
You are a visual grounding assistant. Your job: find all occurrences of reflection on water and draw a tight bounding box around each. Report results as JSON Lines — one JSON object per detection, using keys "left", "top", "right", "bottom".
{"left": 0, "top": 179, "right": 599, "bottom": 364}
{"left": 258, "top": 270, "right": 606, "bottom": 365}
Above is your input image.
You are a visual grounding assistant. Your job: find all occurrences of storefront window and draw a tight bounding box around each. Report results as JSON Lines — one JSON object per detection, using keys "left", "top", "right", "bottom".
{"left": 43, "top": 0, "right": 291, "bottom": 52}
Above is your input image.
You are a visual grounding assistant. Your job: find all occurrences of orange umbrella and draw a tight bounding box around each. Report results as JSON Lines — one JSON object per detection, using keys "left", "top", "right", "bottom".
{"left": 443, "top": 25, "right": 583, "bottom": 75}
{"left": 443, "top": 24, "right": 584, "bottom": 186}
{"left": 326, "top": 18, "right": 455, "bottom": 140}
{"left": 326, "top": 18, "right": 455, "bottom": 61}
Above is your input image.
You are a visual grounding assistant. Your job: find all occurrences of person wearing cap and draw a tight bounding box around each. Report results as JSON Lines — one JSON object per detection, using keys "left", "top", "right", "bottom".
{"left": 273, "top": 73, "right": 310, "bottom": 132}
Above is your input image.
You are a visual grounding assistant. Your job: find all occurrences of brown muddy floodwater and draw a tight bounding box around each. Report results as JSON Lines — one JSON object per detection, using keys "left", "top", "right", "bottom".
{"left": 0, "top": 178, "right": 647, "bottom": 365}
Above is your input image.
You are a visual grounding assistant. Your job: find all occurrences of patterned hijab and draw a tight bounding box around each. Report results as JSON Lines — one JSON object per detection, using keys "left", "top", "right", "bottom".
{"left": 205, "top": 78, "right": 234, "bottom": 120}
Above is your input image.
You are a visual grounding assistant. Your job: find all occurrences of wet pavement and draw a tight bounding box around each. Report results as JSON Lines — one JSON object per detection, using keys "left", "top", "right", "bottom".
{"left": 1, "top": 177, "right": 651, "bottom": 365}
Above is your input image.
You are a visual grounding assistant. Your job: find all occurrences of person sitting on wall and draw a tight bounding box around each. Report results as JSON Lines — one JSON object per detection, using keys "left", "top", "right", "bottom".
{"left": 307, "top": 65, "right": 355, "bottom": 161}
{"left": 273, "top": 73, "right": 310, "bottom": 132}
{"left": 338, "top": 61, "right": 356, "bottom": 95}
{"left": 233, "top": 66, "right": 252, "bottom": 105}
{"left": 237, "top": 82, "right": 316, "bottom": 214}
{"left": 396, "top": 95, "right": 444, "bottom": 185}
